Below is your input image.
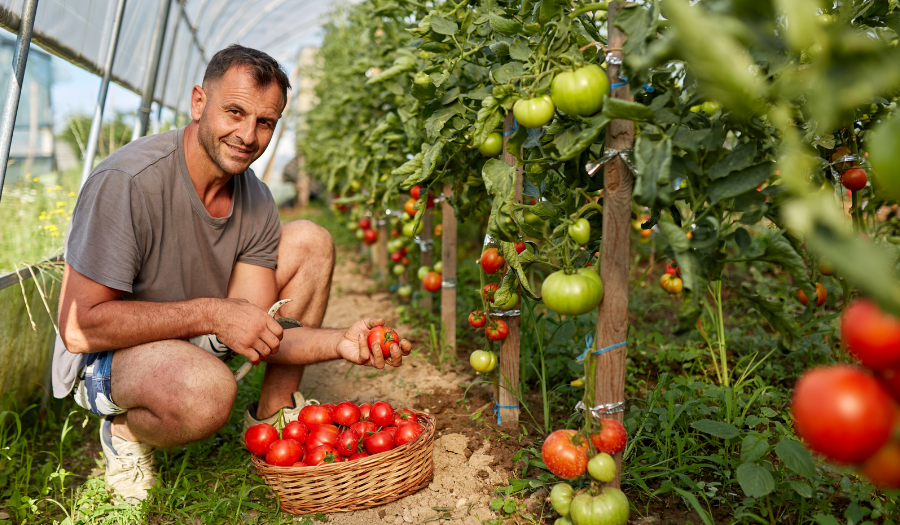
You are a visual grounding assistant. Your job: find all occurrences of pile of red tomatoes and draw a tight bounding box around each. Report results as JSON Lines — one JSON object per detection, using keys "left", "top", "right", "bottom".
{"left": 792, "top": 299, "right": 900, "bottom": 488}
{"left": 244, "top": 400, "right": 424, "bottom": 467}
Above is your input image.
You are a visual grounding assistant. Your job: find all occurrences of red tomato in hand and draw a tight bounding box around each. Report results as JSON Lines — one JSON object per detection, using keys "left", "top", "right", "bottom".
{"left": 336, "top": 429, "right": 361, "bottom": 457}
{"left": 365, "top": 431, "right": 396, "bottom": 454}
{"left": 395, "top": 422, "right": 424, "bottom": 446}
{"left": 332, "top": 401, "right": 361, "bottom": 427}
{"left": 486, "top": 319, "right": 509, "bottom": 341}
{"left": 842, "top": 299, "right": 900, "bottom": 370}
{"left": 369, "top": 401, "right": 395, "bottom": 427}
{"left": 542, "top": 429, "right": 589, "bottom": 479}
{"left": 367, "top": 326, "right": 400, "bottom": 358}
{"left": 469, "top": 311, "right": 486, "bottom": 328}
{"left": 245, "top": 423, "right": 279, "bottom": 456}
{"left": 299, "top": 405, "right": 333, "bottom": 427}
{"left": 841, "top": 167, "right": 868, "bottom": 191}
{"left": 590, "top": 419, "right": 628, "bottom": 454}
{"left": 482, "top": 283, "right": 499, "bottom": 302}
{"left": 480, "top": 248, "right": 505, "bottom": 274}
{"left": 351, "top": 420, "right": 378, "bottom": 437}
{"left": 266, "top": 439, "right": 304, "bottom": 466}
{"left": 423, "top": 272, "right": 442, "bottom": 292}
{"left": 358, "top": 403, "right": 372, "bottom": 420}
{"left": 306, "top": 445, "right": 341, "bottom": 466}
{"left": 306, "top": 424, "right": 340, "bottom": 450}
{"left": 791, "top": 365, "right": 897, "bottom": 464}
{"left": 282, "top": 421, "right": 309, "bottom": 446}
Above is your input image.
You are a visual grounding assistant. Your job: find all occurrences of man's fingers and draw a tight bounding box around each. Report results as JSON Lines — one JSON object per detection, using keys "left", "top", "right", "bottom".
{"left": 267, "top": 316, "right": 285, "bottom": 339}
{"left": 367, "top": 318, "right": 385, "bottom": 329}
{"left": 399, "top": 339, "right": 412, "bottom": 356}
{"left": 260, "top": 327, "right": 281, "bottom": 355}
{"left": 357, "top": 333, "right": 370, "bottom": 365}
{"left": 388, "top": 343, "right": 402, "bottom": 367}
{"left": 252, "top": 339, "right": 272, "bottom": 359}
{"left": 371, "top": 342, "right": 385, "bottom": 369}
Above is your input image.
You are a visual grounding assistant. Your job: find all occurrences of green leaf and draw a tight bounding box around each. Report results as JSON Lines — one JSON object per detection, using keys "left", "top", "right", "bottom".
{"left": 708, "top": 162, "right": 772, "bottom": 204}
{"left": 615, "top": 1, "right": 661, "bottom": 61}
{"left": 673, "top": 127, "right": 711, "bottom": 152}
{"left": 430, "top": 15, "right": 459, "bottom": 35}
{"left": 774, "top": 438, "right": 817, "bottom": 479}
{"left": 500, "top": 241, "right": 540, "bottom": 300}
{"left": 401, "top": 140, "right": 446, "bottom": 190}
{"left": 671, "top": 488, "right": 714, "bottom": 525}
{"left": 740, "top": 435, "right": 769, "bottom": 463}
{"left": 633, "top": 136, "right": 673, "bottom": 207}
{"left": 602, "top": 97, "right": 655, "bottom": 122}
{"left": 473, "top": 96, "right": 504, "bottom": 148}
{"left": 509, "top": 38, "right": 532, "bottom": 61}
{"left": 754, "top": 234, "right": 811, "bottom": 304}
{"left": 812, "top": 515, "right": 841, "bottom": 525}
{"left": 489, "top": 12, "right": 522, "bottom": 35}
{"left": 736, "top": 463, "right": 775, "bottom": 498}
{"left": 483, "top": 159, "right": 519, "bottom": 243}
{"left": 425, "top": 103, "right": 465, "bottom": 141}
{"left": 366, "top": 53, "right": 417, "bottom": 84}
{"left": 551, "top": 116, "right": 610, "bottom": 161}
{"left": 789, "top": 481, "right": 813, "bottom": 499}
{"left": 690, "top": 419, "right": 740, "bottom": 440}
{"left": 731, "top": 285, "right": 797, "bottom": 348}
{"left": 709, "top": 142, "right": 757, "bottom": 181}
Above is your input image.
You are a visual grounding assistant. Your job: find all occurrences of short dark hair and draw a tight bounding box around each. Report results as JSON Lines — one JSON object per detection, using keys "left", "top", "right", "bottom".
{"left": 203, "top": 45, "right": 291, "bottom": 108}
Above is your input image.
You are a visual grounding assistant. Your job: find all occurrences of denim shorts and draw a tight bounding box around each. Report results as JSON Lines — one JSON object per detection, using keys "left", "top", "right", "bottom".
{"left": 72, "top": 335, "right": 234, "bottom": 417}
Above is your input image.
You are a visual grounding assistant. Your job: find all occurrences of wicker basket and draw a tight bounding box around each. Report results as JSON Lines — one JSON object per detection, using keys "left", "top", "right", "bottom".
{"left": 251, "top": 410, "right": 436, "bottom": 515}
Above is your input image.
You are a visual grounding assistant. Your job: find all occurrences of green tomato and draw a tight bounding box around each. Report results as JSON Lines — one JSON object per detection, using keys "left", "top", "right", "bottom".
{"left": 700, "top": 101, "right": 721, "bottom": 114}
{"left": 869, "top": 116, "right": 900, "bottom": 201}
{"left": 417, "top": 266, "right": 431, "bottom": 280}
{"left": 513, "top": 94, "right": 555, "bottom": 128}
{"left": 554, "top": 519, "right": 574, "bottom": 525}
{"left": 433, "top": 260, "right": 443, "bottom": 273}
{"left": 387, "top": 238, "right": 404, "bottom": 253}
{"left": 348, "top": 220, "right": 359, "bottom": 231}
{"left": 524, "top": 210, "right": 543, "bottom": 226}
{"left": 817, "top": 13, "right": 834, "bottom": 26}
{"left": 392, "top": 264, "right": 406, "bottom": 276}
{"left": 469, "top": 350, "right": 497, "bottom": 373}
{"left": 478, "top": 132, "right": 503, "bottom": 157}
{"left": 497, "top": 292, "right": 519, "bottom": 310}
{"left": 379, "top": 174, "right": 388, "bottom": 182}
{"left": 355, "top": 229, "right": 365, "bottom": 240}
{"left": 349, "top": 180, "right": 361, "bottom": 191}
{"left": 550, "top": 483, "right": 574, "bottom": 517}
{"left": 568, "top": 218, "right": 591, "bottom": 245}
{"left": 587, "top": 453, "right": 616, "bottom": 482}
{"left": 596, "top": 488, "right": 630, "bottom": 525}
{"left": 689, "top": 105, "right": 702, "bottom": 113}
{"left": 402, "top": 221, "right": 423, "bottom": 238}
{"left": 542, "top": 268, "right": 604, "bottom": 317}
{"left": 551, "top": 65, "right": 609, "bottom": 117}
{"left": 397, "top": 285, "right": 413, "bottom": 297}
{"left": 569, "top": 494, "right": 594, "bottom": 525}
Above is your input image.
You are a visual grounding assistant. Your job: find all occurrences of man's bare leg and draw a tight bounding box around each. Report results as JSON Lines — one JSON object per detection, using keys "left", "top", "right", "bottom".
{"left": 108, "top": 340, "right": 236, "bottom": 448}
{"left": 256, "top": 220, "right": 335, "bottom": 419}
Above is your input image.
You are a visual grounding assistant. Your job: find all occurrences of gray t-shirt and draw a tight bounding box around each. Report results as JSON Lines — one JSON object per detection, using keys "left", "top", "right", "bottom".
{"left": 51, "top": 127, "right": 281, "bottom": 398}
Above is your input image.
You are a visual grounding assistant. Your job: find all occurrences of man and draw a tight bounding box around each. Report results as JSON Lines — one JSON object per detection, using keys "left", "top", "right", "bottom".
{"left": 51, "top": 45, "right": 411, "bottom": 503}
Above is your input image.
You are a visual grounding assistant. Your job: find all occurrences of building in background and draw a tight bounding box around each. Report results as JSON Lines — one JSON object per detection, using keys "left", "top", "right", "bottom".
{"left": 0, "top": 33, "right": 55, "bottom": 182}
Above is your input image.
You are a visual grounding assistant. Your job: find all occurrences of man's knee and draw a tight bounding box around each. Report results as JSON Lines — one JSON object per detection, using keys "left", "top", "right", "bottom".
{"left": 281, "top": 220, "right": 335, "bottom": 267}
{"left": 164, "top": 354, "right": 236, "bottom": 439}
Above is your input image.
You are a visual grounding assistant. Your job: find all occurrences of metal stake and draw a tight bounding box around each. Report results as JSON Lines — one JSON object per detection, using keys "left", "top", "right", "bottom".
{"left": 0, "top": 0, "right": 39, "bottom": 204}
{"left": 133, "top": 0, "right": 173, "bottom": 139}
{"left": 80, "top": 0, "right": 127, "bottom": 189}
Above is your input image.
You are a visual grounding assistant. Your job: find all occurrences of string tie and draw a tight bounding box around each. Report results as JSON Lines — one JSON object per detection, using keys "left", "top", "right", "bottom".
{"left": 502, "top": 118, "right": 519, "bottom": 136}
{"left": 493, "top": 401, "right": 520, "bottom": 425}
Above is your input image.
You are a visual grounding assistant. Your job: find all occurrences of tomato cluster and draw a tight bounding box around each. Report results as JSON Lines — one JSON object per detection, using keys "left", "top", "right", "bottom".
{"left": 542, "top": 421, "right": 630, "bottom": 525}
{"left": 244, "top": 400, "right": 425, "bottom": 468}
{"left": 792, "top": 299, "right": 900, "bottom": 488}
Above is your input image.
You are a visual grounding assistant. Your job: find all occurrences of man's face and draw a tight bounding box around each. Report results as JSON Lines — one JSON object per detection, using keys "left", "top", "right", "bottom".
{"left": 195, "top": 66, "right": 284, "bottom": 176}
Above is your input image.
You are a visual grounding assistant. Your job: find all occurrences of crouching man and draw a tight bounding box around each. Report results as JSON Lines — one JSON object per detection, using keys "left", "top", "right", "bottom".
{"left": 51, "top": 45, "right": 411, "bottom": 503}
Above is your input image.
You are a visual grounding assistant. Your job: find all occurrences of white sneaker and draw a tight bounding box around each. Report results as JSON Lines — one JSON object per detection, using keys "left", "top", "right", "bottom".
{"left": 242, "top": 391, "right": 310, "bottom": 433}
{"left": 99, "top": 417, "right": 157, "bottom": 503}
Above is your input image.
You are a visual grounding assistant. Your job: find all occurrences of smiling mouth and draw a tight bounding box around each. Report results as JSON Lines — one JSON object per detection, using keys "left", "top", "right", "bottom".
{"left": 225, "top": 143, "right": 253, "bottom": 157}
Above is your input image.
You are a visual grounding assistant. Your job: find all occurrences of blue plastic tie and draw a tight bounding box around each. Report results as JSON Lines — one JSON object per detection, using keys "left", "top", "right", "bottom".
{"left": 577, "top": 337, "right": 626, "bottom": 360}
{"left": 642, "top": 84, "right": 655, "bottom": 93}
{"left": 502, "top": 117, "right": 519, "bottom": 136}
{"left": 594, "top": 341, "right": 626, "bottom": 355}
{"left": 493, "top": 401, "right": 520, "bottom": 425}
{"left": 610, "top": 81, "right": 628, "bottom": 89}
{"left": 576, "top": 334, "right": 594, "bottom": 360}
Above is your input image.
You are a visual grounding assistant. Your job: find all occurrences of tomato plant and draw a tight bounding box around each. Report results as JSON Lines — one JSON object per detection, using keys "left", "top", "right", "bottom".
{"left": 482, "top": 283, "right": 499, "bottom": 303}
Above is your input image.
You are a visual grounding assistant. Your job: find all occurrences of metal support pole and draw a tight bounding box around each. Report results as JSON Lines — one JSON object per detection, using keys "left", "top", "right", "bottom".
{"left": 80, "top": 0, "right": 127, "bottom": 189}
{"left": 0, "top": 0, "right": 39, "bottom": 204}
{"left": 133, "top": 0, "right": 173, "bottom": 139}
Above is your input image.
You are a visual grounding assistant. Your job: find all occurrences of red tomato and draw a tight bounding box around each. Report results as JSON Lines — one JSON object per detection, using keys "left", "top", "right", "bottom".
{"left": 480, "top": 248, "right": 505, "bottom": 274}
{"left": 299, "top": 405, "right": 333, "bottom": 428}
{"left": 798, "top": 283, "right": 827, "bottom": 307}
{"left": 244, "top": 423, "right": 279, "bottom": 456}
{"left": 423, "top": 271, "right": 442, "bottom": 292}
{"left": 358, "top": 217, "right": 371, "bottom": 230}
{"left": 395, "top": 422, "right": 424, "bottom": 446}
{"left": 391, "top": 252, "right": 403, "bottom": 263}
{"left": 266, "top": 439, "right": 304, "bottom": 466}
{"left": 292, "top": 461, "right": 308, "bottom": 467}
{"left": 306, "top": 445, "right": 341, "bottom": 466}
{"left": 514, "top": 241, "right": 526, "bottom": 254}
{"left": 365, "top": 431, "right": 396, "bottom": 454}
{"left": 362, "top": 229, "right": 378, "bottom": 245}
{"left": 860, "top": 441, "right": 900, "bottom": 489}
{"left": 367, "top": 326, "right": 400, "bottom": 358}
{"left": 321, "top": 404, "right": 336, "bottom": 415}
{"left": 590, "top": 419, "right": 628, "bottom": 454}
{"left": 282, "top": 421, "right": 309, "bottom": 446}
{"left": 384, "top": 426, "right": 398, "bottom": 438}
{"left": 404, "top": 198, "right": 418, "bottom": 216}
{"left": 541, "top": 429, "right": 589, "bottom": 479}
{"left": 486, "top": 319, "right": 509, "bottom": 341}
{"left": 482, "top": 283, "right": 499, "bottom": 303}
{"left": 791, "top": 365, "right": 897, "bottom": 464}
{"left": 877, "top": 367, "right": 900, "bottom": 400}
{"left": 401, "top": 257, "right": 409, "bottom": 266}
{"left": 841, "top": 167, "right": 867, "bottom": 191}
{"left": 306, "top": 424, "right": 340, "bottom": 450}
{"left": 469, "top": 311, "right": 486, "bottom": 328}
{"left": 332, "top": 401, "right": 361, "bottom": 427}
{"left": 843, "top": 300, "right": 900, "bottom": 370}
{"left": 351, "top": 420, "right": 378, "bottom": 437}
{"left": 396, "top": 408, "right": 419, "bottom": 426}
{"left": 399, "top": 246, "right": 407, "bottom": 257}
{"left": 336, "top": 429, "right": 361, "bottom": 457}
{"left": 358, "top": 403, "right": 372, "bottom": 420}
{"left": 349, "top": 452, "right": 371, "bottom": 460}
{"left": 370, "top": 401, "right": 395, "bottom": 427}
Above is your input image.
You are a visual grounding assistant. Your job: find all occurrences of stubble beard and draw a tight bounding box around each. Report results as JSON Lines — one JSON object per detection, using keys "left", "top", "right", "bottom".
{"left": 197, "top": 110, "right": 256, "bottom": 177}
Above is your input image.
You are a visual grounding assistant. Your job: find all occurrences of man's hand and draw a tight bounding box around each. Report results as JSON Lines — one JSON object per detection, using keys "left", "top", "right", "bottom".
{"left": 213, "top": 298, "right": 283, "bottom": 365}
{"left": 337, "top": 318, "right": 412, "bottom": 369}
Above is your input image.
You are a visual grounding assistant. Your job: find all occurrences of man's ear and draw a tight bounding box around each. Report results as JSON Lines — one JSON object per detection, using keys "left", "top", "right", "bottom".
{"left": 190, "top": 85, "right": 208, "bottom": 121}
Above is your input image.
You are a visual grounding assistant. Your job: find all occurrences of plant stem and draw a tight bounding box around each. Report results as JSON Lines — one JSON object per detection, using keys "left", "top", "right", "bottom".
{"left": 572, "top": 2, "right": 609, "bottom": 17}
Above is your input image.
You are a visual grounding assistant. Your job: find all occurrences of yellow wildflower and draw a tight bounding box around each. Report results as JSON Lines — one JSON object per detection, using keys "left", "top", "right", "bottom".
{"left": 56, "top": 201, "right": 66, "bottom": 208}
{"left": 68, "top": 192, "right": 76, "bottom": 197}
{"left": 33, "top": 177, "right": 40, "bottom": 182}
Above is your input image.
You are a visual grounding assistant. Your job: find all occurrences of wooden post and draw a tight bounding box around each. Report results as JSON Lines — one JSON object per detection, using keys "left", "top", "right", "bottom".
{"left": 440, "top": 183, "right": 457, "bottom": 353}
{"left": 497, "top": 112, "right": 522, "bottom": 427}
{"left": 421, "top": 208, "right": 433, "bottom": 312}
{"left": 594, "top": 1, "right": 634, "bottom": 489}
{"left": 374, "top": 220, "right": 389, "bottom": 277}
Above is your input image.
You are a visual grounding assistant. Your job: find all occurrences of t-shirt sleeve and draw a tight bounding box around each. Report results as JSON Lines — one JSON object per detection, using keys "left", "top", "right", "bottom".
{"left": 236, "top": 185, "right": 281, "bottom": 269}
{"left": 66, "top": 171, "right": 143, "bottom": 292}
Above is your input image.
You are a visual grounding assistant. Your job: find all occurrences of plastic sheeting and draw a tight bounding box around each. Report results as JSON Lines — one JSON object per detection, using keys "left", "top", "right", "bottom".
{"left": 0, "top": 0, "right": 354, "bottom": 114}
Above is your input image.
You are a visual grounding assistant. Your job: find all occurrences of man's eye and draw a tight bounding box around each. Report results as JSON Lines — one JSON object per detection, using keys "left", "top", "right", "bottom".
{"left": 229, "top": 110, "right": 240, "bottom": 115}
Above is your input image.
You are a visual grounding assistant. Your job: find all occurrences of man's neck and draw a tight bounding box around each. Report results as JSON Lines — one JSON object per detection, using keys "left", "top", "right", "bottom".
{"left": 183, "top": 121, "right": 233, "bottom": 218}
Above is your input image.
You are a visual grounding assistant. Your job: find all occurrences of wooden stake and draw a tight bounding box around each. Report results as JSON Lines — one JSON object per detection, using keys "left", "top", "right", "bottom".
{"left": 421, "top": 208, "right": 433, "bottom": 312}
{"left": 440, "top": 183, "right": 457, "bottom": 353}
{"left": 594, "top": 1, "right": 635, "bottom": 489}
{"left": 496, "top": 112, "right": 523, "bottom": 427}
